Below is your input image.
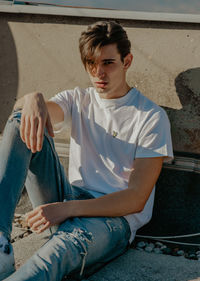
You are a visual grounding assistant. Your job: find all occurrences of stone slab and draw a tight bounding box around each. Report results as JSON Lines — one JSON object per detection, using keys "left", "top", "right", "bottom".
{"left": 87, "top": 249, "right": 200, "bottom": 281}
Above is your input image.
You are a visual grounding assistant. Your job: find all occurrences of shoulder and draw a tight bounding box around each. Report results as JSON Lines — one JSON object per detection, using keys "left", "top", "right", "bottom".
{"left": 70, "top": 86, "right": 94, "bottom": 101}
{"left": 133, "top": 88, "right": 168, "bottom": 121}
{"left": 54, "top": 87, "right": 93, "bottom": 102}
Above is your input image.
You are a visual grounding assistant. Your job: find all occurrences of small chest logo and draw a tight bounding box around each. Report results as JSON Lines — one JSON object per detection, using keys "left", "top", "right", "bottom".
{"left": 112, "top": 131, "right": 118, "bottom": 138}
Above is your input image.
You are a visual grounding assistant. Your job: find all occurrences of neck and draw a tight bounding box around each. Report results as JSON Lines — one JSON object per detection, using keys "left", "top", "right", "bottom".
{"left": 99, "top": 84, "right": 132, "bottom": 99}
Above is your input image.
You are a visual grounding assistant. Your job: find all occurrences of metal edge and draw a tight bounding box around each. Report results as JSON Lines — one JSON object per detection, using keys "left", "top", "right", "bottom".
{"left": 0, "top": 4, "right": 200, "bottom": 23}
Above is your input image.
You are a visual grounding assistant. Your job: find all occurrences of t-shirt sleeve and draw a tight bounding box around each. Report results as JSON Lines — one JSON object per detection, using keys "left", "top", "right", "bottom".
{"left": 135, "top": 109, "right": 173, "bottom": 162}
{"left": 49, "top": 89, "right": 74, "bottom": 132}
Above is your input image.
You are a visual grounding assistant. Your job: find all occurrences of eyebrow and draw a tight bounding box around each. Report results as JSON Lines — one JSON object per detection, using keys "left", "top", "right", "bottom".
{"left": 102, "top": 59, "right": 116, "bottom": 62}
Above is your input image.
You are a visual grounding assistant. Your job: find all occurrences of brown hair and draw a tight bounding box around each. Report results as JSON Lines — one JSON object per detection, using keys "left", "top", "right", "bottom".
{"left": 79, "top": 21, "right": 131, "bottom": 69}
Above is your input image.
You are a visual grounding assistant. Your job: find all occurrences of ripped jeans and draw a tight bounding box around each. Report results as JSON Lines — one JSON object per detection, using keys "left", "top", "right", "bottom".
{"left": 0, "top": 111, "right": 131, "bottom": 281}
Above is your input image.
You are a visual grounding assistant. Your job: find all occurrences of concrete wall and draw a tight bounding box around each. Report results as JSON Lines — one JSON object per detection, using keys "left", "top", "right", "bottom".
{"left": 0, "top": 12, "right": 200, "bottom": 152}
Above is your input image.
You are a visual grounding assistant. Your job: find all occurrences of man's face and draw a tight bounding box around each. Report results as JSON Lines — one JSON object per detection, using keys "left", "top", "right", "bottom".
{"left": 87, "top": 44, "right": 132, "bottom": 99}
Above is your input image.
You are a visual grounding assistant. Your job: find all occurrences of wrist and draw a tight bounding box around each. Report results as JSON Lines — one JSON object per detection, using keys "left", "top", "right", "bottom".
{"left": 63, "top": 200, "right": 78, "bottom": 218}
{"left": 14, "top": 92, "right": 43, "bottom": 112}
{"left": 25, "top": 92, "right": 44, "bottom": 103}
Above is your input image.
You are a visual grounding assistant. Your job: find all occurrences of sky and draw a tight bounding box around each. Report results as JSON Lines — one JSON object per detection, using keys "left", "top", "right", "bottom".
{"left": 27, "top": 0, "right": 200, "bottom": 15}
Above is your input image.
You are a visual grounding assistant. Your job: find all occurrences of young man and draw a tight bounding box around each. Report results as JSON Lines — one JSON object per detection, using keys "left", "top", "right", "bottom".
{"left": 0, "top": 21, "right": 173, "bottom": 280}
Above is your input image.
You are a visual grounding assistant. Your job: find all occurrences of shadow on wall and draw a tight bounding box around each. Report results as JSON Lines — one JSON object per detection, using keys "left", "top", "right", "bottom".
{"left": 0, "top": 19, "right": 18, "bottom": 134}
{"left": 164, "top": 67, "right": 200, "bottom": 153}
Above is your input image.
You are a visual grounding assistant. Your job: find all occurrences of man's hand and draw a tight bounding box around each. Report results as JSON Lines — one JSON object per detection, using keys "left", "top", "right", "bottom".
{"left": 25, "top": 202, "right": 71, "bottom": 234}
{"left": 20, "top": 92, "right": 54, "bottom": 153}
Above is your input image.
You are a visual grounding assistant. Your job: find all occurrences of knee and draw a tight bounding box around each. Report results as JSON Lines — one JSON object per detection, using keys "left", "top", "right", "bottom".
{"left": 8, "top": 110, "right": 22, "bottom": 124}
{"left": 1, "top": 110, "right": 22, "bottom": 144}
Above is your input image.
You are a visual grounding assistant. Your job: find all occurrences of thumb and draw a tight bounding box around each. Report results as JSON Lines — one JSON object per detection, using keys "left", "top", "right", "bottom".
{"left": 46, "top": 113, "right": 54, "bottom": 137}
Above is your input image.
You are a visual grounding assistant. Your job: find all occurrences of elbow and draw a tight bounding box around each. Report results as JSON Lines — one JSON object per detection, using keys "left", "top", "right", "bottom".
{"left": 132, "top": 199, "right": 146, "bottom": 214}
{"left": 125, "top": 201, "right": 145, "bottom": 215}
{"left": 123, "top": 189, "right": 147, "bottom": 215}
{"left": 135, "top": 203, "right": 145, "bottom": 213}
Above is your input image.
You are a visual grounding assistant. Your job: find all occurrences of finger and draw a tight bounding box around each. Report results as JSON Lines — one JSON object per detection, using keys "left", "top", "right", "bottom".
{"left": 24, "top": 116, "right": 31, "bottom": 149}
{"left": 46, "top": 114, "right": 54, "bottom": 138}
{"left": 30, "top": 117, "right": 38, "bottom": 153}
{"left": 36, "top": 221, "right": 50, "bottom": 234}
{"left": 25, "top": 208, "right": 38, "bottom": 222}
{"left": 25, "top": 208, "right": 41, "bottom": 226}
{"left": 31, "top": 217, "right": 47, "bottom": 231}
{"left": 20, "top": 114, "right": 26, "bottom": 143}
{"left": 36, "top": 117, "right": 44, "bottom": 151}
{"left": 27, "top": 213, "right": 42, "bottom": 228}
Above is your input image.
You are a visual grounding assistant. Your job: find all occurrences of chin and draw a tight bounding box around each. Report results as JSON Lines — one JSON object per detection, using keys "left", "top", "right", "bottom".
{"left": 95, "top": 87, "right": 109, "bottom": 94}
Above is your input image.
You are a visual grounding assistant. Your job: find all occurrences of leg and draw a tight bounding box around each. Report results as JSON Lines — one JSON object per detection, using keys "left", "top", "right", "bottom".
{"left": 0, "top": 111, "right": 72, "bottom": 239}
{"left": 25, "top": 129, "right": 72, "bottom": 208}
{"left": 5, "top": 215, "right": 131, "bottom": 281}
{"left": 0, "top": 112, "right": 32, "bottom": 239}
{"left": 0, "top": 110, "right": 74, "bottom": 280}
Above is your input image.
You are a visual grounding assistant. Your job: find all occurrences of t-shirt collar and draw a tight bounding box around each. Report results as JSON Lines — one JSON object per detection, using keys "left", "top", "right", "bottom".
{"left": 94, "top": 87, "right": 136, "bottom": 108}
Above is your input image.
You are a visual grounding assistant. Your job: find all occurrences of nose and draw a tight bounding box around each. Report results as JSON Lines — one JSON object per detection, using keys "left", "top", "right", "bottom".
{"left": 93, "top": 63, "right": 105, "bottom": 78}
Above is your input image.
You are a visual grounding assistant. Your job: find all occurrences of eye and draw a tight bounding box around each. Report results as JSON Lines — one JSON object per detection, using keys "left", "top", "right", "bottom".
{"left": 103, "top": 61, "right": 113, "bottom": 66}
{"left": 86, "top": 60, "right": 95, "bottom": 67}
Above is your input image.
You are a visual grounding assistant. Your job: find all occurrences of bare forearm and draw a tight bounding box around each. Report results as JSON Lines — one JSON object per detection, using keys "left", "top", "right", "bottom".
{"left": 66, "top": 188, "right": 145, "bottom": 219}
{"left": 66, "top": 158, "right": 163, "bottom": 219}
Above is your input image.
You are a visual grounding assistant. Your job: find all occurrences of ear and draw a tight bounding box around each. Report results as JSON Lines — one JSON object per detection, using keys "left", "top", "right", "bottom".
{"left": 123, "top": 53, "right": 133, "bottom": 70}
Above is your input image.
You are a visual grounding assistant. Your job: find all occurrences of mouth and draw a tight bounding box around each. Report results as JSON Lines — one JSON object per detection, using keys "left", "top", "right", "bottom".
{"left": 95, "top": 81, "right": 108, "bottom": 88}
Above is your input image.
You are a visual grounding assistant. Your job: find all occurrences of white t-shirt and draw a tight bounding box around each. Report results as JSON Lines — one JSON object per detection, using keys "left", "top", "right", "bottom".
{"left": 50, "top": 87, "right": 173, "bottom": 242}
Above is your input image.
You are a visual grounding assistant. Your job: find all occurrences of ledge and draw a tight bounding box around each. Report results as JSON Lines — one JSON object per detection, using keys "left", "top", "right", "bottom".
{"left": 0, "top": 4, "right": 200, "bottom": 23}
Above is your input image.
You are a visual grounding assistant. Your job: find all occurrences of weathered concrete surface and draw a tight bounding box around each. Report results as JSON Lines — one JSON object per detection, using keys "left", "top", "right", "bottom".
{"left": 13, "top": 228, "right": 50, "bottom": 270}
{"left": 87, "top": 249, "right": 200, "bottom": 281}
{"left": 0, "top": 13, "right": 200, "bottom": 152}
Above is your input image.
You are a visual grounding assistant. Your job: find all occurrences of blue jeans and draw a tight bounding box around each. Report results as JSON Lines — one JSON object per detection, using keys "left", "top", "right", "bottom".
{"left": 0, "top": 111, "right": 131, "bottom": 281}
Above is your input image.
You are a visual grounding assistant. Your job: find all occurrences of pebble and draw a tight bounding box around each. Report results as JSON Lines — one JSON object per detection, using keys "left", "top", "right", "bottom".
{"left": 134, "top": 239, "right": 200, "bottom": 261}
{"left": 177, "top": 250, "right": 185, "bottom": 256}
{"left": 162, "top": 247, "right": 172, "bottom": 255}
{"left": 189, "top": 254, "right": 198, "bottom": 260}
{"left": 136, "top": 241, "right": 146, "bottom": 248}
{"left": 160, "top": 245, "right": 167, "bottom": 250}
{"left": 153, "top": 248, "right": 162, "bottom": 254}
{"left": 172, "top": 248, "right": 179, "bottom": 256}
{"left": 148, "top": 243, "right": 155, "bottom": 249}
{"left": 11, "top": 213, "right": 33, "bottom": 244}
{"left": 14, "top": 214, "right": 22, "bottom": 218}
{"left": 14, "top": 223, "right": 21, "bottom": 228}
{"left": 155, "top": 242, "right": 163, "bottom": 247}
{"left": 144, "top": 246, "right": 154, "bottom": 253}
{"left": 185, "top": 252, "right": 198, "bottom": 260}
{"left": 23, "top": 231, "right": 30, "bottom": 237}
